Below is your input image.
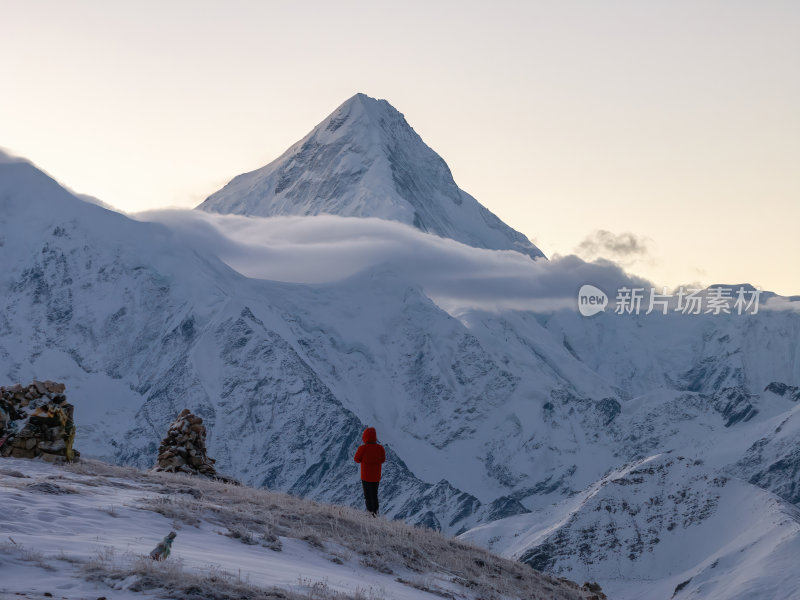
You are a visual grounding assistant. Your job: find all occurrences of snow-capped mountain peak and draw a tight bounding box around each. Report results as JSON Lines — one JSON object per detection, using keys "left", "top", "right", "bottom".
{"left": 196, "top": 93, "right": 545, "bottom": 259}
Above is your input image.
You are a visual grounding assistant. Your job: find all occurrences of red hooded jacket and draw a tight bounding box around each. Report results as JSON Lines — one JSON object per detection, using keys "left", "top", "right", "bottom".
{"left": 354, "top": 427, "right": 385, "bottom": 482}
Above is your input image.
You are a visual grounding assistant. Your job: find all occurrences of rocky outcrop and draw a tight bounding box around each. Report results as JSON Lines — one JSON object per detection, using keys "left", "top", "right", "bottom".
{"left": 713, "top": 386, "right": 759, "bottom": 427}
{"left": 764, "top": 381, "right": 800, "bottom": 402}
{"left": 152, "top": 409, "right": 236, "bottom": 483}
{"left": 0, "top": 381, "right": 78, "bottom": 463}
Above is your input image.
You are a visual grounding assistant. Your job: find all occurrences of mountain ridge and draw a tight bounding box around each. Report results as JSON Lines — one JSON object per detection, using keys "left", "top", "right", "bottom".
{"left": 197, "top": 93, "right": 546, "bottom": 259}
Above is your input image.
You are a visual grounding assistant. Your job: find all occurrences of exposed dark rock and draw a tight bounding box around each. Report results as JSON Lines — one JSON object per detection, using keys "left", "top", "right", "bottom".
{"left": 713, "top": 387, "right": 758, "bottom": 427}
{"left": 485, "top": 495, "right": 531, "bottom": 522}
{"left": 521, "top": 541, "right": 557, "bottom": 572}
{"left": 747, "top": 449, "right": 800, "bottom": 504}
{"left": 0, "top": 381, "right": 78, "bottom": 463}
{"left": 595, "top": 398, "right": 622, "bottom": 426}
{"left": 764, "top": 381, "right": 800, "bottom": 402}
{"left": 673, "top": 578, "right": 692, "bottom": 597}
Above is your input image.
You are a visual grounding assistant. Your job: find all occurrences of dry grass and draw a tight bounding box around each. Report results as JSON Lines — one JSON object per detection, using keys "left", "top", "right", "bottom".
{"left": 61, "top": 459, "right": 597, "bottom": 600}
{"left": 81, "top": 547, "right": 298, "bottom": 600}
{"left": 1, "top": 540, "right": 57, "bottom": 571}
{"left": 1, "top": 538, "right": 382, "bottom": 600}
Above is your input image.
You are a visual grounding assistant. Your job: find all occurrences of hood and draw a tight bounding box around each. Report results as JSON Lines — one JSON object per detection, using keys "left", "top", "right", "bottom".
{"left": 362, "top": 427, "right": 377, "bottom": 443}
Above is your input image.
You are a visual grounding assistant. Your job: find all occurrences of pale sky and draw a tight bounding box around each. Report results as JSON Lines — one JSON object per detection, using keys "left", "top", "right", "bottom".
{"left": 2, "top": 1, "right": 798, "bottom": 295}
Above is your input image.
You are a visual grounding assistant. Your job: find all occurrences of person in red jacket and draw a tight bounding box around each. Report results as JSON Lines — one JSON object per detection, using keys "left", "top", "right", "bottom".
{"left": 354, "top": 426, "right": 386, "bottom": 516}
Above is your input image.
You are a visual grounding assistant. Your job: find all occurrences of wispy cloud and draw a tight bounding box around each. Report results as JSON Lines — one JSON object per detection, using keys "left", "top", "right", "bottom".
{"left": 136, "top": 210, "right": 653, "bottom": 313}
{"left": 575, "top": 230, "right": 652, "bottom": 263}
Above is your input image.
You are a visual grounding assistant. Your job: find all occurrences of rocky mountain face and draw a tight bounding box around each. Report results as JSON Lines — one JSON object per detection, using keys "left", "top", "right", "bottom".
{"left": 0, "top": 155, "right": 527, "bottom": 533}
{"left": 196, "top": 93, "right": 545, "bottom": 259}
{"left": 465, "top": 453, "right": 800, "bottom": 600}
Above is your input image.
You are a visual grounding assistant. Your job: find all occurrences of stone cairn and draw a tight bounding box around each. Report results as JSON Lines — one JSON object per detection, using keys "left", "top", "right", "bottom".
{"left": 152, "top": 409, "right": 236, "bottom": 483}
{"left": 0, "top": 380, "right": 79, "bottom": 463}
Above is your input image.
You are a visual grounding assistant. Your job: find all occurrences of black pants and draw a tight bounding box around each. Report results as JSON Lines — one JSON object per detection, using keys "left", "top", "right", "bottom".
{"left": 361, "top": 480, "right": 379, "bottom": 514}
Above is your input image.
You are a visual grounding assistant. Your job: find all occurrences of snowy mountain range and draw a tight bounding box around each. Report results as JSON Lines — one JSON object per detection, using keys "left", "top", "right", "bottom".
{"left": 2, "top": 94, "right": 800, "bottom": 599}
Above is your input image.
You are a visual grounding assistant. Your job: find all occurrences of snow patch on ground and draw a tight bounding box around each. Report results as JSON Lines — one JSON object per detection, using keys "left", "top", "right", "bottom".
{"left": 0, "top": 459, "right": 593, "bottom": 600}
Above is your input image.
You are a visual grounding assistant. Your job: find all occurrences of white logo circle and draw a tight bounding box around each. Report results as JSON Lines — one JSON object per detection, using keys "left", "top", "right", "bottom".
{"left": 578, "top": 284, "right": 608, "bottom": 317}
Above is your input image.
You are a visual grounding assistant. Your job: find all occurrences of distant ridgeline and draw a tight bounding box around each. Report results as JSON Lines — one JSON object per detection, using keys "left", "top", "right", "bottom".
{"left": 0, "top": 381, "right": 78, "bottom": 463}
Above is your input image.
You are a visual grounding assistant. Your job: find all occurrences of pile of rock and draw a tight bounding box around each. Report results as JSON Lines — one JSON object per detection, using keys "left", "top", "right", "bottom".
{"left": 0, "top": 381, "right": 79, "bottom": 463}
{"left": 153, "top": 409, "right": 234, "bottom": 482}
